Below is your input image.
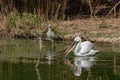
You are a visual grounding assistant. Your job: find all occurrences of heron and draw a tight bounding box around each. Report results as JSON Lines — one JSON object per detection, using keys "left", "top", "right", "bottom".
{"left": 65, "top": 36, "right": 99, "bottom": 56}
{"left": 46, "top": 24, "right": 56, "bottom": 40}
{"left": 46, "top": 24, "right": 56, "bottom": 49}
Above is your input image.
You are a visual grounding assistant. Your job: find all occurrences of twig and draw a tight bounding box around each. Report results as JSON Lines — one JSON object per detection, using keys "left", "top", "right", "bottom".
{"left": 106, "top": 1, "right": 120, "bottom": 17}
{"left": 35, "top": 68, "right": 41, "bottom": 80}
{"left": 36, "top": 37, "right": 42, "bottom": 68}
{"left": 86, "top": 69, "right": 91, "bottom": 80}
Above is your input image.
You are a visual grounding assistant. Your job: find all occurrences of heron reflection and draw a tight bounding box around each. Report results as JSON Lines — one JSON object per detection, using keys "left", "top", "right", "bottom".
{"left": 46, "top": 49, "right": 55, "bottom": 65}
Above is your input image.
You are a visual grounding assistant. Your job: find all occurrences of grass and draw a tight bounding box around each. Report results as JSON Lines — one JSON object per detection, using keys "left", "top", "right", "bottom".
{"left": 51, "top": 18, "right": 120, "bottom": 44}
{"left": 4, "top": 12, "right": 44, "bottom": 38}
{"left": 0, "top": 12, "right": 120, "bottom": 44}
{"left": 0, "top": 12, "right": 64, "bottom": 39}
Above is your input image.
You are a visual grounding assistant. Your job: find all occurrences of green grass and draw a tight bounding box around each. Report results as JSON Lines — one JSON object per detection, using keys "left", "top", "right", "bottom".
{"left": 5, "top": 12, "right": 44, "bottom": 38}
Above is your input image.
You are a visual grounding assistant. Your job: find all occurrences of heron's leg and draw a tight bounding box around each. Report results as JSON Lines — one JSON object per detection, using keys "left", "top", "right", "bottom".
{"left": 44, "top": 38, "right": 54, "bottom": 49}
{"left": 51, "top": 40, "right": 54, "bottom": 49}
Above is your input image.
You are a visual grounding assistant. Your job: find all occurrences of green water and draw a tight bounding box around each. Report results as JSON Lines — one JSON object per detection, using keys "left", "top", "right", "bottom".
{"left": 0, "top": 39, "right": 120, "bottom": 80}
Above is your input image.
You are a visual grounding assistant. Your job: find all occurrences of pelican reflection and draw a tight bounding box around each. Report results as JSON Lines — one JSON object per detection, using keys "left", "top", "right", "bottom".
{"left": 66, "top": 56, "right": 96, "bottom": 77}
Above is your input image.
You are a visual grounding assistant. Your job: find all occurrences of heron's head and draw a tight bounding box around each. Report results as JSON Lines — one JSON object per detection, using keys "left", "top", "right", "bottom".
{"left": 48, "top": 24, "right": 51, "bottom": 27}
{"left": 65, "top": 36, "right": 81, "bottom": 55}
{"left": 48, "top": 24, "right": 52, "bottom": 31}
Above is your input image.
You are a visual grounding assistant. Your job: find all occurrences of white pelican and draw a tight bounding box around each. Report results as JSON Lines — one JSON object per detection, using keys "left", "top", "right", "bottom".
{"left": 65, "top": 36, "right": 99, "bottom": 56}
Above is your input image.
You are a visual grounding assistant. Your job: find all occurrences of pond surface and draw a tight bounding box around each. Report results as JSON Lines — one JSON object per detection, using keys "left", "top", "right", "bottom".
{"left": 0, "top": 39, "right": 120, "bottom": 80}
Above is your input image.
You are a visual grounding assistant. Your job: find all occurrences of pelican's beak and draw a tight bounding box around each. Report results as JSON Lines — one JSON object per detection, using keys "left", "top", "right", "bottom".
{"left": 65, "top": 41, "right": 78, "bottom": 55}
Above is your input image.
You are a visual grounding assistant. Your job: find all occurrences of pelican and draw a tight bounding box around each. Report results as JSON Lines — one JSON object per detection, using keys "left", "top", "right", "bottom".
{"left": 65, "top": 36, "right": 99, "bottom": 56}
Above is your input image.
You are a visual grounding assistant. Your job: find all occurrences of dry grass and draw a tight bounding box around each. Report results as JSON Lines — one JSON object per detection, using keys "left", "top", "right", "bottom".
{"left": 0, "top": 15, "right": 120, "bottom": 44}
{"left": 52, "top": 18, "right": 120, "bottom": 44}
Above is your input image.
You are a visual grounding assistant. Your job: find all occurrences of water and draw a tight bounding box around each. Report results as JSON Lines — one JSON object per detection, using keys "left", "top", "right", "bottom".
{"left": 0, "top": 39, "right": 120, "bottom": 80}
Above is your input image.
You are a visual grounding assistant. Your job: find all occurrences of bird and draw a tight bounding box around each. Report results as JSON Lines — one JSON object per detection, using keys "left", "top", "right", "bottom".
{"left": 46, "top": 24, "right": 56, "bottom": 40}
{"left": 65, "top": 36, "right": 99, "bottom": 56}
{"left": 46, "top": 24, "right": 56, "bottom": 49}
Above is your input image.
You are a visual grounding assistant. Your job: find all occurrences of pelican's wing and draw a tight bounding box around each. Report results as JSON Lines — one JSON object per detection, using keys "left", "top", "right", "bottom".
{"left": 79, "top": 41, "right": 94, "bottom": 54}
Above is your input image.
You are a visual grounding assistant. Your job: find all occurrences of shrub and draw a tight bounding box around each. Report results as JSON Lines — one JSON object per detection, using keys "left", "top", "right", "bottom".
{"left": 5, "top": 12, "right": 43, "bottom": 38}
{"left": 99, "top": 17, "right": 108, "bottom": 28}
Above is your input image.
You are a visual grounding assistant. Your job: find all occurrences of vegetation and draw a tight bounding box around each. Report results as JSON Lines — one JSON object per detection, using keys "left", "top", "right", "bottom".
{"left": 3, "top": 12, "right": 63, "bottom": 39}
{"left": 0, "top": 0, "right": 120, "bottom": 42}
{"left": 5, "top": 12, "right": 43, "bottom": 38}
{"left": 99, "top": 17, "right": 108, "bottom": 28}
{"left": 0, "top": 0, "right": 120, "bottom": 20}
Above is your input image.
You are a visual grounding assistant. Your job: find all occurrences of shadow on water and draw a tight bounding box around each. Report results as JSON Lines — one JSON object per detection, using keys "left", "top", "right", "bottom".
{"left": 0, "top": 39, "right": 120, "bottom": 80}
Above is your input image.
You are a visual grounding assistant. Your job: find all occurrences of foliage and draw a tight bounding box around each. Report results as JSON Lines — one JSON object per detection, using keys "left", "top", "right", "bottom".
{"left": 6, "top": 12, "right": 18, "bottom": 30}
{"left": 99, "top": 17, "right": 108, "bottom": 28}
{"left": 0, "top": 0, "right": 120, "bottom": 20}
{"left": 5, "top": 12, "right": 43, "bottom": 38}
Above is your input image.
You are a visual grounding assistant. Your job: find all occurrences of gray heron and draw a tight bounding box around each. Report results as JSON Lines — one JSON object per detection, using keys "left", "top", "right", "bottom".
{"left": 46, "top": 24, "right": 56, "bottom": 40}
{"left": 65, "top": 36, "right": 99, "bottom": 56}
{"left": 46, "top": 24, "right": 56, "bottom": 49}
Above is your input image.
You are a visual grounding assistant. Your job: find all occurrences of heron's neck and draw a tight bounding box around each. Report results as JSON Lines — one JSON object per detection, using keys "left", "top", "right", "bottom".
{"left": 48, "top": 26, "right": 51, "bottom": 31}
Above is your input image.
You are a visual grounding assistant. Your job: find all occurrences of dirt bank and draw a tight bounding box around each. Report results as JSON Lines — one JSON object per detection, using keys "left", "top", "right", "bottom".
{"left": 52, "top": 18, "right": 120, "bottom": 44}
{"left": 0, "top": 17, "right": 120, "bottom": 44}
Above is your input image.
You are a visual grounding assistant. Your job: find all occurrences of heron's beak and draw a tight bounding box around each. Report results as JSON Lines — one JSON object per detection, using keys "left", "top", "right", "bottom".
{"left": 65, "top": 41, "right": 78, "bottom": 55}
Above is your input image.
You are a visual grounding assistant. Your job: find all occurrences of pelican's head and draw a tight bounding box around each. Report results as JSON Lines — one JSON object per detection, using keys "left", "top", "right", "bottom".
{"left": 65, "top": 36, "right": 81, "bottom": 55}
{"left": 74, "top": 36, "right": 81, "bottom": 42}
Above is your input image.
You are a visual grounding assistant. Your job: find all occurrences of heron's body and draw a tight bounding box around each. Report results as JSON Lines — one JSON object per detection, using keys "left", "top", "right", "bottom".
{"left": 46, "top": 24, "right": 56, "bottom": 39}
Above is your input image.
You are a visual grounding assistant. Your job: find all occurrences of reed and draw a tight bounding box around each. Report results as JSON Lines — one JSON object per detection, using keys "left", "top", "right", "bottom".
{"left": 0, "top": 0, "right": 120, "bottom": 20}
{"left": 0, "top": 0, "right": 120, "bottom": 39}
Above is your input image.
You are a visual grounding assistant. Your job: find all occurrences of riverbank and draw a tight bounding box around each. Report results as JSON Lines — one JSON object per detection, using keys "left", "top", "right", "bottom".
{"left": 0, "top": 17, "right": 120, "bottom": 44}
{"left": 52, "top": 18, "right": 120, "bottom": 44}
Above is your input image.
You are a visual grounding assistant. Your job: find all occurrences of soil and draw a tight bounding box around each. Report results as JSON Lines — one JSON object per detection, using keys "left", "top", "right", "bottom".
{"left": 52, "top": 18, "right": 120, "bottom": 44}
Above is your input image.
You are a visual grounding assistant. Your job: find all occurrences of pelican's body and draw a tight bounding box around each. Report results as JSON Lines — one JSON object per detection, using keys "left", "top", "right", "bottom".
{"left": 66, "top": 36, "right": 99, "bottom": 56}
{"left": 74, "top": 41, "right": 99, "bottom": 56}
